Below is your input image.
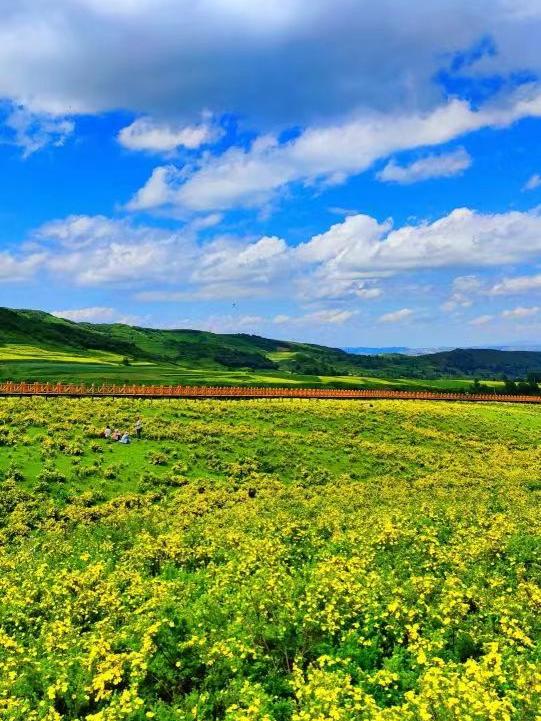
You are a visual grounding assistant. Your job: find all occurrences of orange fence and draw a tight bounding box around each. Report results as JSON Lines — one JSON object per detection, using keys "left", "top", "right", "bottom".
{"left": 0, "top": 381, "right": 540, "bottom": 404}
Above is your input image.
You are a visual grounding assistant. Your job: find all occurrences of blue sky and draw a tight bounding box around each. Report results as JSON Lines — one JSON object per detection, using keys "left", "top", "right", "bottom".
{"left": 2, "top": 1, "right": 541, "bottom": 347}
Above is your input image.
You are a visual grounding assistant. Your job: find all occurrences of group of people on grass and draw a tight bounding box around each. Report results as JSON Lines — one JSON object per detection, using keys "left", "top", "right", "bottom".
{"left": 103, "top": 418, "right": 142, "bottom": 444}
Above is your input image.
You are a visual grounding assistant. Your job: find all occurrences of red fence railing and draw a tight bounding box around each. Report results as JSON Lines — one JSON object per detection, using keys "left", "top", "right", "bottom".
{"left": 0, "top": 381, "right": 540, "bottom": 403}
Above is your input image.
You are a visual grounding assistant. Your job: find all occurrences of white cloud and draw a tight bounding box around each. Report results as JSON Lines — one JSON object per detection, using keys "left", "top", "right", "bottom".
{"left": 274, "top": 309, "right": 357, "bottom": 325}
{"left": 191, "top": 235, "right": 288, "bottom": 286}
{"left": 0, "top": 250, "right": 45, "bottom": 281}
{"left": 129, "top": 88, "right": 541, "bottom": 212}
{"left": 377, "top": 147, "right": 471, "bottom": 184}
{"left": 296, "top": 207, "right": 541, "bottom": 277}
{"left": 379, "top": 308, "right": 413, "bottom": 324}
{"left": 51, "top": 306, "right": 140, "bottom": 323}
{"left": 118, "top": 116, "right": 220, "bottom": 153}
{"left": 2, "top": 106, "right": 74, "bottom": 157}
{"left": 297, "top": 214, "right": 389, "bottom": 265}
{"left": 188, "top": 213, "right": 223, "bottom": 231}
{"left": 441, "top": 275, "right": 481, "bottom": 311}
{"left": 469, "top": 314, "right": 494, "bottom": 325}
{"left": 126, "top": 166, "right": 178, "bottom": 211}
{"left": 12, "top": 206, "right": 541, "bottom": 309}
{"left": 168, "top": 314, "right": 266, "bottom": 334}
{"left": 136, "top": 284, "right": 269, "bottom": 301}
{"left": 28, "top": 215, "right": 289, "bottom": 299}
{"left": 39, "top": 215, "right": 128, "bottom": 248}
{"left": 2, "top": 0, "right": 541, "bottom": 138}
{"left": 452, "top": 275, "right": 484, "bottom": 294}
{"left": 488, "top": 273, "right": 541, "bottom": 295}
{"left": 523, "top": 173, "right": 541, "bottom": 191}
{"left": 501, "top": 306, "right": 539, "bottom": 318}
{"left": 0, "top": 1, "right": 507, "bottom": 120}
{"left": 134, "top": 291, "right": 187, "bottom": 302}
{"left": 296, "top": 276, "right": 382, "bottom": 302}
{"left": 37, "top": 214, "right": 198, "bottom": 286}
{"left": 52, "top": 306, "right": 116, "bottom": 322}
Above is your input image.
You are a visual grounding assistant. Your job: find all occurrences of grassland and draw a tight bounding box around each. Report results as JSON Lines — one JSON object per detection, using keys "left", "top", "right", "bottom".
{"left": 1, "top": 307, "right": 539, "bottom": 392}
{"left": 0, "top": 356, "right": 505, "bottom": 392}
{"left": 0, "top": 344, "right": 126, "bottom": 365}
{"left": 0, "top": 396, "right": 539, "bottom": 720}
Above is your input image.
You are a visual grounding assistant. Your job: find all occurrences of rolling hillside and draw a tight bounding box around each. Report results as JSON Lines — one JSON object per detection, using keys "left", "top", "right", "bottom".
{"left": 1, "top": 306, "right": 541, "bottom": 386}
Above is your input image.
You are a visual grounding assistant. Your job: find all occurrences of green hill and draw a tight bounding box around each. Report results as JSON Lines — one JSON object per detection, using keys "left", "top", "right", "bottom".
{"left": 425, "top": 347, "right": 541, "bottom": 379}
{"left": 1, "top": 306, "right": 541, "bottom": 388}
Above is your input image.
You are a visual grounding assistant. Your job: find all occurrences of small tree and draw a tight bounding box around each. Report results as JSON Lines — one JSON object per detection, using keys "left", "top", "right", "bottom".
{"left": 504, "top": 378, "right": 517, "bottom": 394}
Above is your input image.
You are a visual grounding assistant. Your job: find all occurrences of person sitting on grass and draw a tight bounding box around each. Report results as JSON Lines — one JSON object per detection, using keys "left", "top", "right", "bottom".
{"left": 112, "top": 429, "right": 121, "bottom": 441}
{"left": 135, "top": 418, "right": 143, "bottom": 439}
{"left": 104, "top": 425, "right": 112, "bottom": 439}
{"left": 119, "top": 431, "right": 131, "bottom": 444}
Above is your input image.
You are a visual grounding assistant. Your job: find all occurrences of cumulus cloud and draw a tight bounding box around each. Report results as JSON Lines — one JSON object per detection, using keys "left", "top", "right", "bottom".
{"left": 118, "top": 116, "right": 220, "bottom": 153}
{"left": 377, "top": 147, "right": 471, "bottom": 184}
{"left": 2, "top": 106, "right": 74, "bottom": 157}
{"left": 37, "top": 214, "right": 198, "bottom": 286}
{"left": 501, "top": 306, "right": 539, "bottom": 318}
{"left": 39, "top": 214, "right": 130, "bottom": 248}
{"left": 296, "top": 207, "right": 541, "bottom": 277}
{"left": 129, "top": 89, "right": 541, "bottom": 212}
{"left": 11, "top": 206, "right": 541, "bottom": 315}
{"left": 274, "top": 309, "right": 357, "bottom": 325}
{"left": 125, "top": 166, "right": 177, "bottom": 212}
{"left": 441, "top": 275, "right": 482, "bottom": 311}
{"left": 191, "top": 235, "right": 288, "bottom": 287}
{"left": 488, "top": 273, "right": 541, "bottom": 295}
{"left": 51, "top": 306, "right": 140, "bottom": 323}
{"left": 1, "top": 0, "right": 534, "bottom": 123}
{"left": 0, "top": 250, "right": 45, "bottom": 281}
{"left": 52, "top": 306, "right": 117, "bottom": 322}
{"left": 25, "top": 215, "right": 290, "bottom": 299}
{"left": 296, "top": 276, "right": 382, "bottom": 302}
{"left": 378, "top": 308, "right": 413, "bottom": 324}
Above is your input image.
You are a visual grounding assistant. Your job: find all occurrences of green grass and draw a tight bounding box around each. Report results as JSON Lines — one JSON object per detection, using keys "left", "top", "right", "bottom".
{"left": 0, "top": 357, "right": 506, "bottom": 393}
{"left": 3, "top": 306, "right": 541, "bottom": 388}
{"left": 266, "top": 350, "right": 300, "bottom": 362}
{"left": 0, "top": 395, "right": 539, "bottom": 517}
{"left": 0, "top": 343, "right": 125, "bottom": 364}
{"left": 0, "top": 397, "right": 540, "bottom": 719}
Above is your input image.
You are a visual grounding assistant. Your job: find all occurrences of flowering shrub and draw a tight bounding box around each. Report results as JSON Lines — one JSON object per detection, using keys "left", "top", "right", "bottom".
{"left": 0, "top": 397, "right": 539, "bottom": 719}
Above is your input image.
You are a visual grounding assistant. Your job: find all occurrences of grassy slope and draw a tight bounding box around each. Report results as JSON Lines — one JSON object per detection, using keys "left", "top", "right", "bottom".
{"left": 1, "top": 306, "right": 540, "bottom": 388}
{"left": 0, "top": 398, "right": 539, "bottom": 719}
{"left": 0, "top": 397, "right": 529, "bottom": 500}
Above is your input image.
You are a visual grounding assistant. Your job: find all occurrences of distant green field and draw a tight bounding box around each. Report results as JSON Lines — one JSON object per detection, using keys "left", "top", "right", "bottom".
{"left": 266, "top": 350, "right": 299, "bottom": 362}
{"left": 316, "top": 374, "right": 505, "bottom": 391}
{"left": 2, "top": 307, "right": 540, "bottom": 391}
{"left": 0, "top": 343, "right": 125, "bottom": 364}
{"left": 0, "top": 356, "right": 504, "bottom": 392}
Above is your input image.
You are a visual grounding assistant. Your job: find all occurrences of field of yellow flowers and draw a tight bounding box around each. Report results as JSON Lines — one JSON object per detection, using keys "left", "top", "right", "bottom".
{"left": 0, "top": 397, "right": 540, "bottom": 721}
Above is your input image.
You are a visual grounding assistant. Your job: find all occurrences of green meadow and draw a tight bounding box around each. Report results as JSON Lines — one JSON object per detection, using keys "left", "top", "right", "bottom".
{"left": 0, "top": 397, "right": 540, "bottom": 719}
{"left": 0, "top": 356, "right": 504, "bottom": 392}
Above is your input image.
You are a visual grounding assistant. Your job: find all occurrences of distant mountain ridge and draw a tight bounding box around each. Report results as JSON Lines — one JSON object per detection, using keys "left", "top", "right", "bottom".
{"left": 343, "top": 346, "right": 413, "bottom": 355}
{"left": 1, "top": 306, "right": 541, "bottom": 382}
{"left": 345, "top": 344, "right": 541, "bottom": 355}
